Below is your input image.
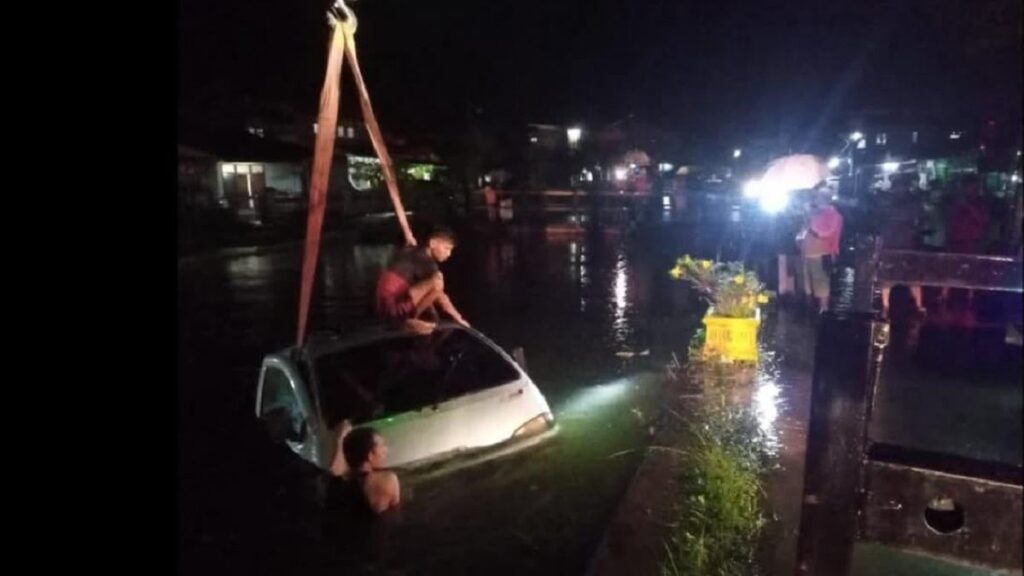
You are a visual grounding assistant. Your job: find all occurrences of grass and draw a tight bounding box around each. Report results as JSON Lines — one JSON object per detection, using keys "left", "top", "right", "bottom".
{"left": 662, "top": 434, "right": 764, "bottom": 576}
{"left": 660, "top": 331, "right": 771, "bottom": 576}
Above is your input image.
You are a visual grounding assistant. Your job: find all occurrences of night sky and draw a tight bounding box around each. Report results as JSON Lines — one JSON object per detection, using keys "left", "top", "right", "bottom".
{"left": 179, "top": 0, "right": 1021, "bottom": 142}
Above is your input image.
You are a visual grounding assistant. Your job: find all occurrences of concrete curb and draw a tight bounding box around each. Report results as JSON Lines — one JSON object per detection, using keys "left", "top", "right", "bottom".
{"left": 586, "top": 371, "right": 692, "bottom": 576}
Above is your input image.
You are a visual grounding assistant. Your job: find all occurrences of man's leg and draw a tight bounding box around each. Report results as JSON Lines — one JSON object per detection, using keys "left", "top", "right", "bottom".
{"left": 408, "top": 273, "right": 444, "bottom": 318}
{"left": 798, "top": 255, "right": 812, "bottom": 309}
{"left": 909, "top": 285, "right": 925, "bottom": 314}
{"left": 809, "top": 256, "right": 829, "bottom": 313}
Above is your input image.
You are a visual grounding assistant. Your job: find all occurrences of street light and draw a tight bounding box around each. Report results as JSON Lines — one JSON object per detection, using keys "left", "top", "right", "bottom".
{"left": 567, "top": 127, "right": 582, "bottom": 149}
{"left": 733, "top": 148, "right": 742, "bottom": 159}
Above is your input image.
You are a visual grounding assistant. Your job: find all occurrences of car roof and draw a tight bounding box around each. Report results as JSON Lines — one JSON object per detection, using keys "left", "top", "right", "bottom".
{"left": 284, "top": 322, "right": 486, "bottom": 360}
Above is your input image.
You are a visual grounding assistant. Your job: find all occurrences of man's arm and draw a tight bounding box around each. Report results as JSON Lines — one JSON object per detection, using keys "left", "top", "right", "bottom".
{"left": 435, "top": 292, "right": 469, "bottom": 327}
{"left": 329, "top": 420, "right": 353, "bottom": 477}
{"left": 426, "top": 270, "right": 469, "bottom": 327}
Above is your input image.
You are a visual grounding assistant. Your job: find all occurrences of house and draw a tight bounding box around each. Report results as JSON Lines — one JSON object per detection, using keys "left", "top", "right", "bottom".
{"left": 178, "top": 129, "right": 311, "bottom": 224}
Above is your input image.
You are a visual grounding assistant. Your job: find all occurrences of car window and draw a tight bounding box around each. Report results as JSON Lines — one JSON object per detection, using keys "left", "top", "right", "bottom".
{"left": 435, "top": 330, "right": 521, "bottom": 400}
{"left": 314, "top": 328, "right": 520, "bottom": 424}
{"left": 260, "top": 365, "right": 306, "bottom": 438}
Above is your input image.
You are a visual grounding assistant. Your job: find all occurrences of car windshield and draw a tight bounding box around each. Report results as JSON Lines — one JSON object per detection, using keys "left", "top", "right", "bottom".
{"left": 314, "top": 327, "right": 521, "bottom": 427}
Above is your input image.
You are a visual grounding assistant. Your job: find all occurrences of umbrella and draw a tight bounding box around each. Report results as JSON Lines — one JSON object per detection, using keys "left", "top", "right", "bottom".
{"left": 760, "top": 154, "right": 829, "bottom": 191}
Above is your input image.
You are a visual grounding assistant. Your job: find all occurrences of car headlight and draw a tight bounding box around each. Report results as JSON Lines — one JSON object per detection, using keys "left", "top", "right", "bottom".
{"left": 513, "top": 413, "right": 554, "bottom": 438}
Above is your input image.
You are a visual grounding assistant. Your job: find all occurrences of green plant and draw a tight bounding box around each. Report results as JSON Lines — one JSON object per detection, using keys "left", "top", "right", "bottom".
{"left": 669, "top": 256, "right": 769, "bottom": 319}
{"left": 661, "top": 340, "right": 774, "bottom": 576}
{"left": 661, "top": 431, "right": 766, "bottom": 576}
{"left": 701, "top": 405, "right": 778, "bottom": 473}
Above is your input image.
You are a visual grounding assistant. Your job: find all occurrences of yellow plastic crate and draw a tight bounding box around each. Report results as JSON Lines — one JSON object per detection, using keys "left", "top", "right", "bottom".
{"left": 702, "top": 308, "right": 760, "bottom": 362}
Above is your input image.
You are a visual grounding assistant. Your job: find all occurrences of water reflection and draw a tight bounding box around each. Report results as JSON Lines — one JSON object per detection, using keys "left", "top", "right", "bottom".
{"left": 613, "top": 254, "right": 628, "bottom": 325}
{"left": 226, "top": 255, "right": 273, "bottom": 292}
{"left": 752, "top": 348, "right": 785, "bottom": 456}
{"left": 753, "top": 377, "right": 781, "bottom": 438}
{"left": 573, "top": 241, "right": 590, "bottom": 311}
{"left": 560, "top": 377, "right": 636, "bottom": 416}
{"left": 831, "top": 266, "right": 856, "bottom": 312}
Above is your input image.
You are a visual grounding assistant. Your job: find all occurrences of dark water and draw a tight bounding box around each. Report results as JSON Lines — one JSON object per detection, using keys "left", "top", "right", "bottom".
{"left": 179, "top": 210, "right": 1021, "bottom": 575}
{"left": 178, "top": 215, "right": 739, "bottom": 575}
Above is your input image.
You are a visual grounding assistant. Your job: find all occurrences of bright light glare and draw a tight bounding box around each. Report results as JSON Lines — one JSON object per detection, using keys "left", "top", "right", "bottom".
{"left": 882, "top": 161, "right": 900, "bottom": 173}
{"left": 754, "top": 378, "right": 781, "bottom": 436}
{"left": 849, "top": 131, "right": 864, "bottom": 142}
{"left": 759, "top": 185, "right": 790, "bottom": 214}
{"left": 562, "top": 379, "right": 633, "bottom": 414}
{"left": 614, "top": 167, "right": 628, "bottom": 181}
{"left": 743, "top": 179, "right": 762, "bottom": 199}
{"left": 827, "top": 156, "right": 841, "bottom": 170}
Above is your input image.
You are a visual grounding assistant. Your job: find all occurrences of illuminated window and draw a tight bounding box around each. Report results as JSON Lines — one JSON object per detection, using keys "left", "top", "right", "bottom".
{"left": 221, "top": 164, "right": 236, "bottom": 175}
{"left": 348, "top": 155, "right": 383, "bottom": 191}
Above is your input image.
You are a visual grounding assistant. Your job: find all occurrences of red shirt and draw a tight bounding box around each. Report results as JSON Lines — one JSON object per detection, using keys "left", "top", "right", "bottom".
{"left": 806, "top": 205, "right": 843, "bottom": 256}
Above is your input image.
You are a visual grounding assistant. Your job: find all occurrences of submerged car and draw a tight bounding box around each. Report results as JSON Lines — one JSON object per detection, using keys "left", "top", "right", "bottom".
{"left": 255, "top": 323, "right": 555, "bottom": 470}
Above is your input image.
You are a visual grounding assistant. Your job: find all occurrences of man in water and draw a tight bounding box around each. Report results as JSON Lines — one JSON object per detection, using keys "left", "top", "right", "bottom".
{"left": 330, "top": 422, "right": 400, "bottom": 514}
{"left": 374, "top": 227, "right": 470, "bottom": 333}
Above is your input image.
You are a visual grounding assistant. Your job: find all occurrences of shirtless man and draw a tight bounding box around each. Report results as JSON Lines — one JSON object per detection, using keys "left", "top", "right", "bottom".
{"left": 374, "top": 227, "right": 469, "bottom": 333}
{"left": 330, "top": 422, "right": 400, "bottom": 514}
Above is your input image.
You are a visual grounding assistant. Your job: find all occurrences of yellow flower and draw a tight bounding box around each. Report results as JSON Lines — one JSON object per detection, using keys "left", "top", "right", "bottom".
{"left": 701, "top": 260, "right": 712, "bottom": 269}
{"left": 757, "top": 294, "right": 770, "bottom": 304}
{"left": 669, "top": 267, "right": 683, "bottom": 279}
{"left": 733, "top": 275, "right": 745, "bottom": 285}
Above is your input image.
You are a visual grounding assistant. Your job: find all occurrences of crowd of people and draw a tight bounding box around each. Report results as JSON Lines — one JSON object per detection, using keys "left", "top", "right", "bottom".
{"left": 782, "top": 171, "right": 1022, "bottom": 318}
{"left": 873, "top": 173, "right": 1020, "bottom": 317}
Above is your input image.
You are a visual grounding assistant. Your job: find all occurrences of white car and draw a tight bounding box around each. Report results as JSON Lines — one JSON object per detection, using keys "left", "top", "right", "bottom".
{"left": 255, "top": 323, "right": 555, "bottom": 470}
